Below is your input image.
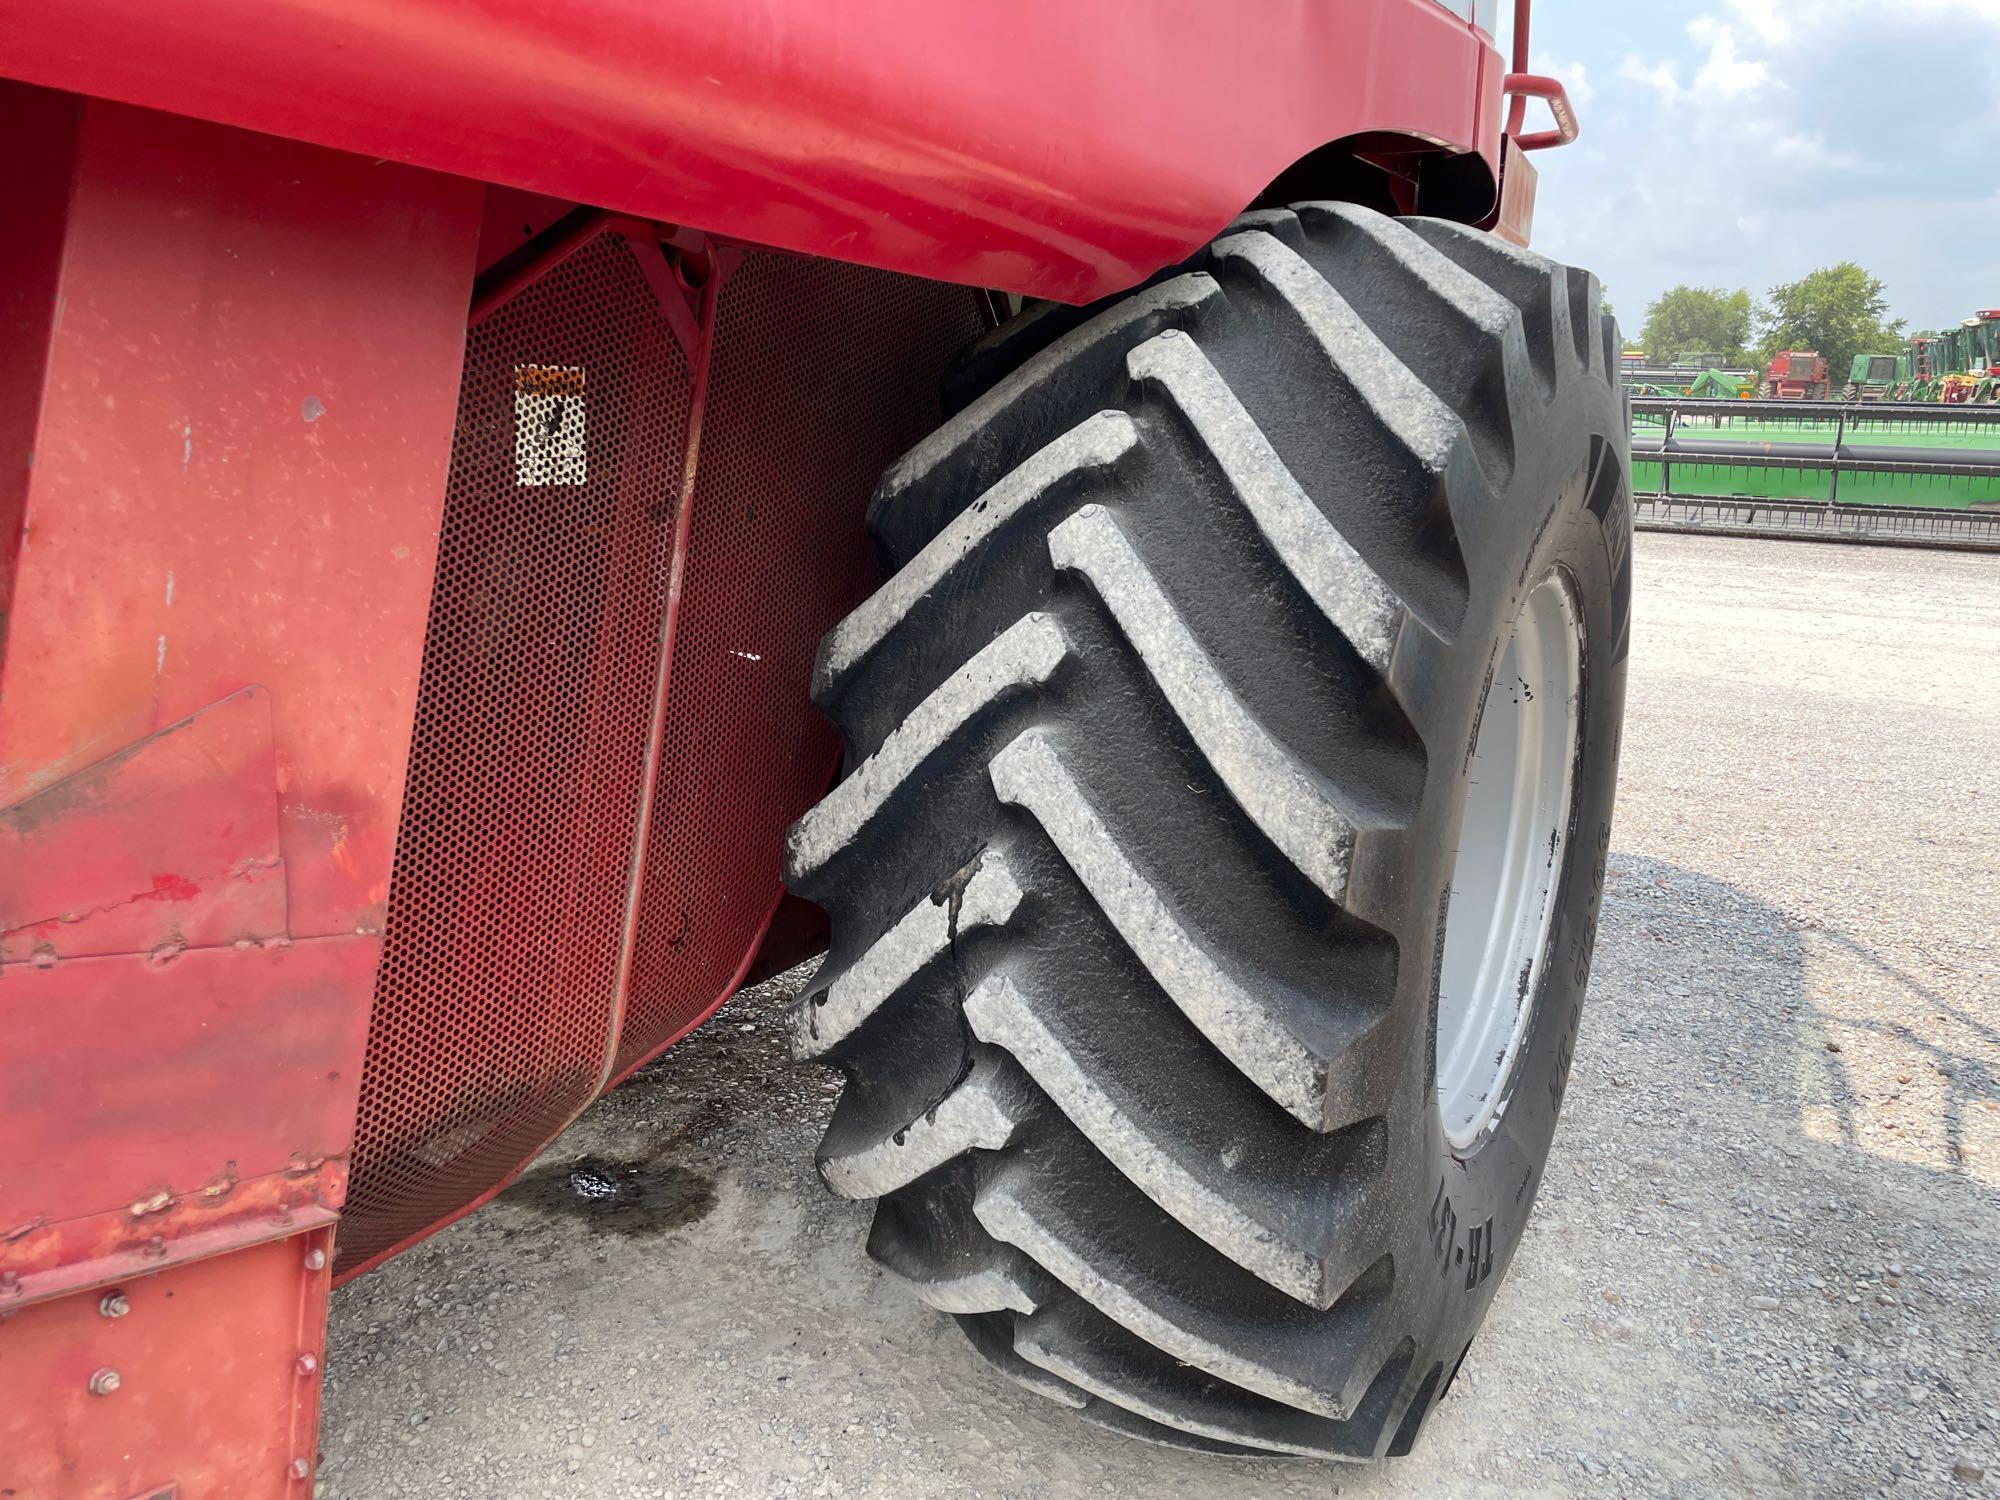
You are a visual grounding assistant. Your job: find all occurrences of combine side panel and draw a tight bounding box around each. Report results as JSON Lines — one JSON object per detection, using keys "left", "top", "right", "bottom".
{"left": 614, "top": 252, "right": 986, "bottom": 1076}
{"left": 0, "top": 92, "right": 480, "bottom": 1494}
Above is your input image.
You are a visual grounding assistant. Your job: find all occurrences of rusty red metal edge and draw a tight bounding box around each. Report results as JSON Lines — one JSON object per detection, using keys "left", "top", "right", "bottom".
{"left": 467, "top": 207, "right": 613, "bottom": 327}
{"left": 599, "top": 248, "right": 737, "bottom": 1094}
{"left": 0, "top": 1175, "right": 341, "bottom": 1312}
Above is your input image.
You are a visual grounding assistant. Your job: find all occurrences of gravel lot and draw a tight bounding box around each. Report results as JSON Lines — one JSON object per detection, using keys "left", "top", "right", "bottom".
{"left": 321, "top": 533, "right": 2000, "bottom": 1498}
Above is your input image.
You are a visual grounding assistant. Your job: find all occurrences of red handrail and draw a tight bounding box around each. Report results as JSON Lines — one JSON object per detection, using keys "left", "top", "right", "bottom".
{"left": 1503, "top": 72, "right": 1580, "bottom": 151}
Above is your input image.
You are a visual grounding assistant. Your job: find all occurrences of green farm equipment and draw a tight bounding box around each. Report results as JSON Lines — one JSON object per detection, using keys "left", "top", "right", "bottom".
{"left": 1843, "top": 352, "right": 1911, "bottom": 402}
{"left": 1906, "top": 311, "right": 2000, "bottom": 402}
{"left": 1620, "top": 358, "right": 1755, "bottom": 398}
{"left": 1688, "top": 368, "right": 1751, "bottom": 399}
{"left": 1632, "top": 396, "right": 2000, "bottom": 509}
{"left": 1630, "top": 394, "right": 2000, "bottom": 548}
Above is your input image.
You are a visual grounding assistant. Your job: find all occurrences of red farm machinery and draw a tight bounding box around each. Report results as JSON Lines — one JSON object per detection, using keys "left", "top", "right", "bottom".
{"left": 0, "top": 1, "right": 1632, "bottom": 1490}
{"left": 1760, "top": 349, "right": 1832, "bottom": 401}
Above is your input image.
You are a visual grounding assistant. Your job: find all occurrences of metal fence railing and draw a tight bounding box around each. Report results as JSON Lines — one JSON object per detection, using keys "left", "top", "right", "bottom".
{"left": 1631, "top": 398, "right": 2000, "bottom": 500}
{"left": 1628, "top": 398, "right": 2000, "bottom": 544}
{"left": 1632, "top": 397, "right": 2000, "bottom": 428}
{"left": 1632, "top": 493, "right": 2000, "bottom": 552}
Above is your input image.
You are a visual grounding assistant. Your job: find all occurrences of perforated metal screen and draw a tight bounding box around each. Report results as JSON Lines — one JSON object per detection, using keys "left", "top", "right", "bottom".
{"left": 616, "top": 252, "right": 986, "bottom": 1074}
{"left": 339, "top": 233, "right": 983, "bottom": 1276}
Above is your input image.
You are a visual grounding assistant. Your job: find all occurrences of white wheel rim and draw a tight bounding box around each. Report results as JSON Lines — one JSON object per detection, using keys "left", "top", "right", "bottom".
{"left": 1435, "top": 572, "right": 1583, "bottom": 1152}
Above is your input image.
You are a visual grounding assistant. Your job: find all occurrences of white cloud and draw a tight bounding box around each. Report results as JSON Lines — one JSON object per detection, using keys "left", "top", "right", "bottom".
{"left": 1724, "top": 0, "right": 1794, "bottom": 45}
{"left": 1685, "top": 19, "right": 1769, "bottom": 98}
{"left": 1527, "top": 0, "right": 2000, "bottom": 333}
{"left": 1616, "top": 54, "right": 1682, "bottom": 104}
{"left": 1531, "top": 52, "right": 1597, "bottom": 107}
{"left": 1895, "top": 0, "right": 2000, "bottom": 16}
{"left": 1770, "top": 132, "right": 1865, "bottom": 172}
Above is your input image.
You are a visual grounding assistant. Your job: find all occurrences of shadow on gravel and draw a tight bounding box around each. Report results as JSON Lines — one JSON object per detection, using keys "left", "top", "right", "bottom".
{"left": 1598, "top": 850, "right": 1993, "bottom": 1202}
{"left": 1796, "top": 926, "right": 1999, "bottom": 1168}
{"left": 321, "top": 867, "right": 1994, "bottom": 1497}
{"left": 1537, "top": 850, "right": 1998, "bottom": 1490}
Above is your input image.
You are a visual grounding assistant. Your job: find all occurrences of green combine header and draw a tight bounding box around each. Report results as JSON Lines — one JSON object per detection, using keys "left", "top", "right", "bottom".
{"left": 1632, "top": 397, "right": 2000, "bottom": 509}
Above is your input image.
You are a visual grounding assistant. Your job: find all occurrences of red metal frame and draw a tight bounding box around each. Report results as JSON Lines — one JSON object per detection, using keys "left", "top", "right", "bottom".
{"left": 1, "top": 0, "right": 1501, "bottom": 304}
{"left": 1503, "top": 74, "right": 1580, "bottom": 152}
{"left": 1, "top": 1226, "right": 336, "bottom": 1496}
{"left": 0, "top": 93, "right": 481, "bottom": 1494}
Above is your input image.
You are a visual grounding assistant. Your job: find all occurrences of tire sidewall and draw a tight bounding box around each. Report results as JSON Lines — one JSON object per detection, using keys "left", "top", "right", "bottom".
{"left": 1386, "top": 369, "right": 1631, "bottom": 1361}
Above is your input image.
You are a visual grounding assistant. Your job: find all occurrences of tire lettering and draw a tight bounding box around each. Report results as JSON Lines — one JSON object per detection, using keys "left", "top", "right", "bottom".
{"left": 1551, "top": 822, "right": 1610, "bottom": 1113}
{"left": 1604, "top": 484, "right": 1631, "bottom": 583}
{"left": 1429, "top": 1177, "right": 1457, "bottom": 1274}
{"left": 1569, "top": 913, "right": 1597, "bottom": 988}
{"left": 1464, "top": 1217, "right": 1495, "bottom": 1290}
{"left": 1430, "top": 1178, "right": 1499, "bottom": 1292}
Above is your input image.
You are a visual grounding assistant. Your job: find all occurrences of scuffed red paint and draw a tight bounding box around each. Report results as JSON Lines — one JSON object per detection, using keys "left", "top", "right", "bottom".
{"left": 142, "top": 871, "right": 203, "bottom": 902}
{"left": 0, "top": 687, "right": 287, "bottom": 962}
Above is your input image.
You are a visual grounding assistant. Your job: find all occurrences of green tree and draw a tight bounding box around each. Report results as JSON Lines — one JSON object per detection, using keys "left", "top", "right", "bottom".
{"left": 1757, "top": 262, "right": 1905, "bottom": 384}
{"left": 1639, "top": 285, "right": 1756, "bottom": 363}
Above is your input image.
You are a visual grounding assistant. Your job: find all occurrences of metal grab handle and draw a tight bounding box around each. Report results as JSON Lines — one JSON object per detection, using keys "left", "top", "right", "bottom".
{"left": 1503, "top": 73, "right": 1580, "bottom": 151}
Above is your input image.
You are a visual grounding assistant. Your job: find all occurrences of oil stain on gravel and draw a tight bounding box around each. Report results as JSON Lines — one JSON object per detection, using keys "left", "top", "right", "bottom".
{"left": 504, "top": 1154, "right": 716, "bottom": 1236}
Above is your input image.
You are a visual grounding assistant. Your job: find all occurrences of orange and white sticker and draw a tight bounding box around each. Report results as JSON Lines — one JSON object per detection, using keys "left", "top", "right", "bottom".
{"left": 515, "top": 364, "right": 588, "bottom": 486}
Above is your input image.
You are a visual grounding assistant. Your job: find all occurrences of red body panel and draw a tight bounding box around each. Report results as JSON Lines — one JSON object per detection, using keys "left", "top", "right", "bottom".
{"left": 0, "top": 939, "right": 368, "bottom": 1307}
{"left": 0, "top": 1227, "right": 334, "bottom": 1498}
{"left": 0, "top": 104, "right": 481, "bottom": 934}
{"left": 0, "top": 96, "right": 479, "bottom": 1493}
{"left": 1, "top": 687, "right": 284, "bottom": 964}
{"left": 0, "top": 0, "right": 1498, "bottom": 303}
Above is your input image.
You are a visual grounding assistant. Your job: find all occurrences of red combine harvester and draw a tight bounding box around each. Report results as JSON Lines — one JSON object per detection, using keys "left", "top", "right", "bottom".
{"left": 1760, "top": 349, "right": 1831, "bottom": 400}
{"left": 0, "top": 0, "right": 1629, "bottom": 1489}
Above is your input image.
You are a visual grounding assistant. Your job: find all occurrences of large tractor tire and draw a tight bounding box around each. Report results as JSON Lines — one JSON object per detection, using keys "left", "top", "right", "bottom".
{"left": 785, "top": 203, "right": 1631, "bottom": 1459}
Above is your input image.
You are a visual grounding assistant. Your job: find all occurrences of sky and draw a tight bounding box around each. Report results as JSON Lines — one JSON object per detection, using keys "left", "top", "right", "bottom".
{"left": 1500, "top": 0, "right": 2000, "bottom": 339}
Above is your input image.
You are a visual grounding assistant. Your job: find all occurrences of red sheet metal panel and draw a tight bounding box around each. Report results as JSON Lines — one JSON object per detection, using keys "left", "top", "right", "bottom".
{"left": 0, "top": 939, "right": 373, "bottom": 1306}
{"left": 0, "top": 101, "right": 480, "bottom": 1483}
{"left": 0, "top": 0, "right": 1496, "bottom": 304}
{"left": 338, "top": 231, "right": 696, "bottom": 1275}
{"left": 0, "top": 84, "right": 77, "bottom": 633}
{"left": 0, "top": 687, "right": 284, "bottom": 964}
{"left": 615, "top": 252, "right": 987, "bottom": 1074}
{"left": 0, "top": 1225, "right": 335, "bottom": 1499}
{"left": 0, "top": 100, "right": 481, "bottom": 940}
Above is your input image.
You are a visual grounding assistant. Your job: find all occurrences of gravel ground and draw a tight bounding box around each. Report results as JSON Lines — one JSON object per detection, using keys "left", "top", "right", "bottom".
{"left": 321, "top": 533, "right": 2000, "bottom": 1498}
